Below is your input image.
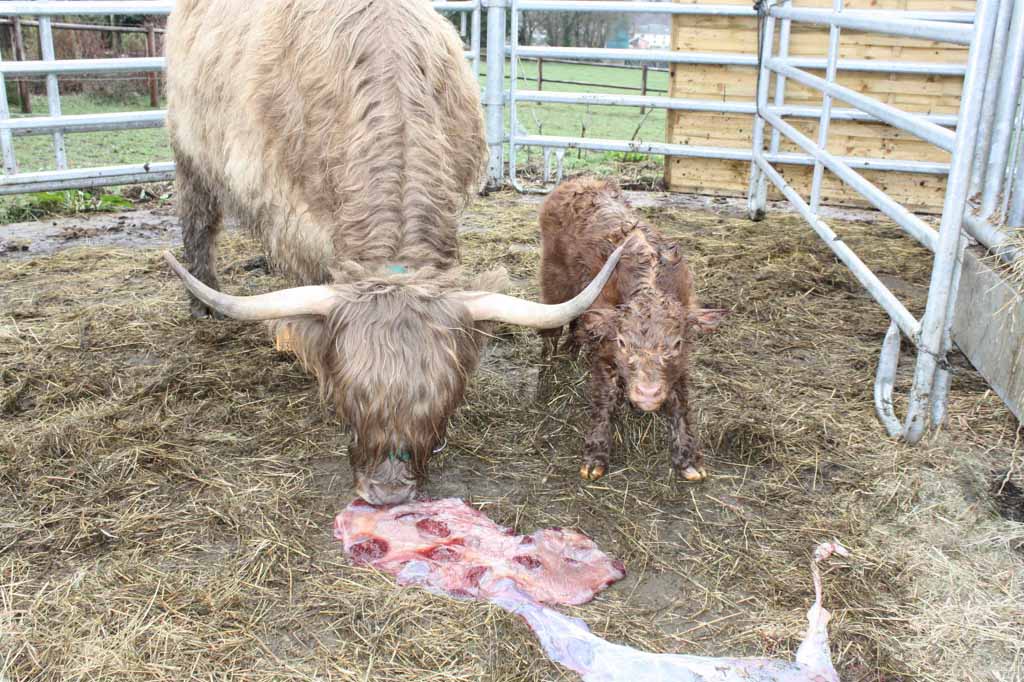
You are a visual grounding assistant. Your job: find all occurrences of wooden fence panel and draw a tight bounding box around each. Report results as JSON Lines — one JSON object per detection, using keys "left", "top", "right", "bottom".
{"left": 666, "top": 0, "right": 970, "bottom": 211}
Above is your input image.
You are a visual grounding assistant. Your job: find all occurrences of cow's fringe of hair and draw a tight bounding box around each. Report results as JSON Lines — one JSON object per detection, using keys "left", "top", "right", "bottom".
{"left": 266, "top": 267, "right": 505, "bottom": 479}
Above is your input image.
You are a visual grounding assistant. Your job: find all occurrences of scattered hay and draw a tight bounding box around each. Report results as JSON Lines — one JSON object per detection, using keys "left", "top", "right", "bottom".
{"left": 1, "top": 190, "right": 1022, "bottom": 681}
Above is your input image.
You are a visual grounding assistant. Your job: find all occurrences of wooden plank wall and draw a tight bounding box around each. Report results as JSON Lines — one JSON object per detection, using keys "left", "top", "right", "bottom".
{"left": 665, "top": 0, "right": 972, "bottom": 211}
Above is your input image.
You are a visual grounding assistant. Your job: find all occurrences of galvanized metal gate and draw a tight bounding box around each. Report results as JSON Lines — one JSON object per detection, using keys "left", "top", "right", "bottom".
{"left": 746, "top": 0, "right": 1022, "bottom": 442}
{"left": 0, "top": 0, "right": 481, "bottom": 194}
{"left": 500, "top": 0, "right": 969, "bottom": 192}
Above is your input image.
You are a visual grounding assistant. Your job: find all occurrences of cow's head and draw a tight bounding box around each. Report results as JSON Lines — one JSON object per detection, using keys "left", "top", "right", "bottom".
{"left": 163, "top": 245, "right": 626, "bottom": 506}
{"left": 581, "top": 246, "right": 726, "bottom": 413}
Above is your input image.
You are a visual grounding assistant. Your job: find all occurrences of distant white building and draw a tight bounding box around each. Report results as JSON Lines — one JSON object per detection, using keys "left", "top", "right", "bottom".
{"left": 630, "top": 22, "right": 671, "bottom": 50}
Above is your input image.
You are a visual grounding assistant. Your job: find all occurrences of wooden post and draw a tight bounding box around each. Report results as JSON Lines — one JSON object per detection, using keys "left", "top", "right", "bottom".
{"left": 110, "top": 16, "right": 121, "bottom": 54}
{"left": 146, "top": 24, "right": 158, "bottom": 107}
{"left": 12, "top": 17, "right": 30, "bottom": 113}
{"left": 640, "top": 64, "right": 649, "bottom": 114}
{"left": 537, "top": 56, "right": 543, "bottom": 91}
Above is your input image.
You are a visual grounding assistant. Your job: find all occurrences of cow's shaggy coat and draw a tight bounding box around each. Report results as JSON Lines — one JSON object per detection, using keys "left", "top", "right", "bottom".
{"left": 164, "top": 0, "right": 622, "bottom": 505}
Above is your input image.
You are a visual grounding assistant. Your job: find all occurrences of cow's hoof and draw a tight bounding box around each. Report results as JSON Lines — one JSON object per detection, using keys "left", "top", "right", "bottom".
{"left": 580, "top": 462, "right": 607, "bottom": 481}
{"left": 274, "top": 327, "right": 297, "bottom": 354}
{"left": 680, "top": 465, "right": 707, "bottom": 482}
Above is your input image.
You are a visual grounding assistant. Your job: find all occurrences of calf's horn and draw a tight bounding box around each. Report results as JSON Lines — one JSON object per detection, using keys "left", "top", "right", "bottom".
{"left": 162, "top": 251, "right": 339, "bottom": 319}
{"left": 453, "top": 242, "right": 626, "bottom": 329}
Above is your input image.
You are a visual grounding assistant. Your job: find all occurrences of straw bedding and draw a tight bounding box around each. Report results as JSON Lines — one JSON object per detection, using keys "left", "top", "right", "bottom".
{"left": 1, "top": 189, "right": 1022, "bottom": 681}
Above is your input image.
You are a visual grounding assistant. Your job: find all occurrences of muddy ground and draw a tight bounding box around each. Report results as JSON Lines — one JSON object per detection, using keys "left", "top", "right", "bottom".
{"left": 1, "top": 189, "right": 1022, "bottom": 681}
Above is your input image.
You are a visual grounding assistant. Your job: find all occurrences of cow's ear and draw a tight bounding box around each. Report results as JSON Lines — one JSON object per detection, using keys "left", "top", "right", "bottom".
{"left": 469, "top": 267, "right": 510, "bottom": 294}
{"left": 579, "top": 308, "right": 618, "bottom": 343}
{"left": 688, "top": 307, "right": 728, "bottom": 333}
{"left": 659, "top": 244, "right": 680, "bottom": 265}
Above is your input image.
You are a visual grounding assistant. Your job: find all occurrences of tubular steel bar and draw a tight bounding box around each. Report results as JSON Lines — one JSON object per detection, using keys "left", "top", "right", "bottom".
{"left": 0, "top": 57, "right": 164, "bottom": 76}
{"left": 0, "top": 111, "right": 167, "bottom": 136}
{"left": 0, "top": 49, "right": 16, "bottom": 174}
{"left": 874, "top": 322, "right": 902, "bottom": 437}
{"left": 512, "top": 91, "right": 958, "bottom": 127}
{"left": 0, "top": 18, "right": 166, "bottom": 33}
{"left": 515, "top": 134, "right": 949, "bottom": 175}
{"left": 980, "top": 0, "right": 1024, "bottom": 219}
{"left": 1010, "top": 103, "right": 1024, "bottom": 226}
{"left": 38, "top": 17, "right": 67, "bottom": 171}
{"left": 746, "top": 4, "right": 776, "bottom": 220}
{"left": 767, "top": 59, "right": 957, "bottom": 152}
{"left": 508, "top": 0, "right": 533, "bottom": 192}
{"left": 470, "top": 3, "right": 481, "bottom": 77}
{"left": 809, "top": 0, "right": 843, "bottom": 213}
{"left": 897, "top": 0, "right": 1000, "bottom": 442}
{"left": 512, "top": 46, "right": 967, "bottom": 76}
{"left": 0, "top": 1, "right": 172, "bottom": 14}
{"left": 768, "top": 6, "right": 974, "bottom": 44}
{"left": 484, "top": 0, "right": 507, "bottom": 184}
{"left": 967, "top": 0, "right": 1013, "bottom": 196}
{"left": 0, "top": 0, "right": 474, "bottom": 13}
{"left": 0, "top": 162, "right": 176, "bottom": 194}
{"left": 767, "top": 0, "right": 792, "bottom": 162}
{"left": 518, "top": 1, "right": 973, "bottom": 22}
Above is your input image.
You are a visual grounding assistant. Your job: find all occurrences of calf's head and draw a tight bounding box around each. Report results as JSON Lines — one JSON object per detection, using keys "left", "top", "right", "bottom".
{"left": 581, "top": 252, "right": 726, "bottom": 413}
{"left": 163, "top": 246, "right": 625, "bottom": 506}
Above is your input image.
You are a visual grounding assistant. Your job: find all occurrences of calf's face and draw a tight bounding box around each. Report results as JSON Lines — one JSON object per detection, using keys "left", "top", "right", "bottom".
{"left": 584, "top": 299, "right": 726, "bottom": 412}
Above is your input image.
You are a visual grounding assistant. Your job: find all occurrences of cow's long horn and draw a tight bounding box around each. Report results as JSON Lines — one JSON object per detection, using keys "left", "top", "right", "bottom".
{"left": 162, "top": 251, "right": 339, "bottom": 320}
{"left": 454, "top": 242, "right": 627, "bottom": 329}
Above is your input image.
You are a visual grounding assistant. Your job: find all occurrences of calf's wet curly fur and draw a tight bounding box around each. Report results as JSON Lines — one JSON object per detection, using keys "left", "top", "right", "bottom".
{"left": 539, "top": 177, "right": 727, "bottom": 482}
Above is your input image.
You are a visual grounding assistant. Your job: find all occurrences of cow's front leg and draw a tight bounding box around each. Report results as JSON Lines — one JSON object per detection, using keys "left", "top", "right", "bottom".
{"left": 580, "top": 355, "right": 619, "bottom": 481}
{"left": 666, "top": 380, "right": 707, "bottom": 482}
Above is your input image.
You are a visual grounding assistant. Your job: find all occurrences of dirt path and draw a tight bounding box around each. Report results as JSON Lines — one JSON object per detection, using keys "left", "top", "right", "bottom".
{"left": 0, "top": 192, "right": 899, "bottom": 260}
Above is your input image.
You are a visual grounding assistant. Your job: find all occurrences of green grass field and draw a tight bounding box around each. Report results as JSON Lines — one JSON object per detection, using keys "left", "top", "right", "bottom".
{"left": 1, "top": 60, "right": 666, "bottom": 221}
{"left": 490, "top": 59, "right": 669, "bottom": 177}
{"left": 9, "top": 93, "right": 173, "bottom": 174}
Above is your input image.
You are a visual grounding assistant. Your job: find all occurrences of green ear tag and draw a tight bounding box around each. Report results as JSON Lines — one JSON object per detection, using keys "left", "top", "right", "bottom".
{"left": 385, "top": 264, "right": 408, "bottom": 274}
{"left": 389, "top": 450, "right": 412, "bottom": 463}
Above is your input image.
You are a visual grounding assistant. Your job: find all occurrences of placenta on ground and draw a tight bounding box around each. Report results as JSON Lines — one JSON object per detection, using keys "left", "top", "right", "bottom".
{"left": 335, "top": 497, "right": 847, "bottom": 682}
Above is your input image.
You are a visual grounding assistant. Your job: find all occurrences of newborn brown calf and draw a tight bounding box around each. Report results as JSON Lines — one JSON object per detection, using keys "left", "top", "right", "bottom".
{"left": 539, "top": 177, "right": 726, "bottom": 482}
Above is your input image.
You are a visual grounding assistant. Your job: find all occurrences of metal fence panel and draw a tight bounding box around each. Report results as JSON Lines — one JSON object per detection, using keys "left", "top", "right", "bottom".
{"left": 0, "top": 0, "right": 482, "bottom": 194}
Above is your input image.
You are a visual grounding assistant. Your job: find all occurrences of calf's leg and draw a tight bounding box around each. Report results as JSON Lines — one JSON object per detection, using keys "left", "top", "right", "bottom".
{"left": 175, "top": 151, "right": 225, "bottom": 319}
{"left": 539, "top": 326, "right": 563, "bottom": 364}
{"left": 666, "top": 379, "right": 707, "bottom": 482}
{"left": 580, "top": 355, "right": 619, "bottom": 481}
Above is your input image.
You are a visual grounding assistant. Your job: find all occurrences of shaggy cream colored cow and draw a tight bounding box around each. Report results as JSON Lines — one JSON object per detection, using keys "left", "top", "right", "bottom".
{"left": 162, "top": 0, "right": 623, "bottom": 505}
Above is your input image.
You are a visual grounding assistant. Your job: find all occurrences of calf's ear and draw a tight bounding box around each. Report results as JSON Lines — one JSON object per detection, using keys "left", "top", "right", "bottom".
{"left": 579, "top": 308, "right": 618, "bottom": 343}
{"left": 688, "top": 307, "right": 728, "bottom": 333}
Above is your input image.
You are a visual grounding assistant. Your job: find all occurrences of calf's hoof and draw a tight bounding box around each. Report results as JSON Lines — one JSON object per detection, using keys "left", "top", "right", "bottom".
{"left": 190, "top": 300, "right": 226, "bottom": 320}
{"left": 274, "top": 327, "right": 297, "bottom": 354}
{"left": 580, "top": 461, "right": 607, "bottom": 481}
{"left": 678, "top": 465, "right": 708, "bottom": 482}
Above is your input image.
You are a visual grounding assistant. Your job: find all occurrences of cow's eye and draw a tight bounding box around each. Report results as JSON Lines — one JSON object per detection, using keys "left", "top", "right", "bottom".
{"left": 616, "top": 337, "right": 627, "bottom": 349}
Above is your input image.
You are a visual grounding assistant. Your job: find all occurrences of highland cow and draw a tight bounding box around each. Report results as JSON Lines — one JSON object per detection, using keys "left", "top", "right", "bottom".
{"left": 539, "top": 177, "right": 726, "bottom": 482}
{"left": 162, "top": 0, "right": 624, "bottom": 505}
